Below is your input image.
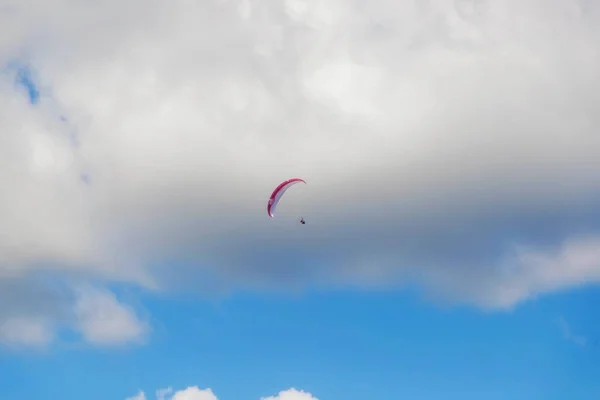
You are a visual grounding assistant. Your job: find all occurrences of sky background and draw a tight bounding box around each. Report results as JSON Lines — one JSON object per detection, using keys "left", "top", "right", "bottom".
{"left": 1, "top": 0, "right": 600, "bottom": 399}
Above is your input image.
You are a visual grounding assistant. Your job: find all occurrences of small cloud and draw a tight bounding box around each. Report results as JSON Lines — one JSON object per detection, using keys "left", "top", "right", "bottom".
{"left": 132, "top": 387, "right": 217, "bottom": 400}
{"left": 261, "top": 388, "right": 319, "bottom": 400}
{"left": 73, "top": 285, "right": 150, "bottom": 346}
{"left": 0, "top": 316, "right": 54, "bottom": 348}
{"left": 170, "top": 387, "right": 217, "bottom": 400}
{"left": 126, "top": 391, "right": 147, "bottom": 400}
{"left": 126, "top": 387, "right": 317, "bottom": 400}
{"left": 557, "top": 316, "right": 587, "bottom": 347}
{"left": 156, "top": 388, "right": 173, "bottom": 400}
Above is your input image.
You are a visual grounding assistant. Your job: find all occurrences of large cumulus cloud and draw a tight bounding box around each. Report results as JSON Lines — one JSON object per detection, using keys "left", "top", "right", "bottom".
{"left": 1, "top": 0, "right": 600, "bottom": 345}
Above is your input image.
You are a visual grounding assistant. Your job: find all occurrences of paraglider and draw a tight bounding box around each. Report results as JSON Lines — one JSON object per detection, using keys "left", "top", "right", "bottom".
{"left": 267, "top": 178, "right": 306, "bottom": 222}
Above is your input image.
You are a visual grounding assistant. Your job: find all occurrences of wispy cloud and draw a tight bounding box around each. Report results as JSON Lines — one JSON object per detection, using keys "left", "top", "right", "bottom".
{"left": 557, "top": 316, "right": 587, "bottom": 347}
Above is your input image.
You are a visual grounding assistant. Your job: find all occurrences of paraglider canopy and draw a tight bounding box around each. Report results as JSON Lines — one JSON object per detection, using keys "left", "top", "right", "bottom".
{"left": 267, "top": 178, "right": 306, "bottom": 218}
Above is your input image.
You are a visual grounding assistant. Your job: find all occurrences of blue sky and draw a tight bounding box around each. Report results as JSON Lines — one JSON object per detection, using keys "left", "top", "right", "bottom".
{"left": 0, "top": 286, "right": 598, "bottom": 399}
{"left": 2, "top": 1, "right": 600, "bottom": 399}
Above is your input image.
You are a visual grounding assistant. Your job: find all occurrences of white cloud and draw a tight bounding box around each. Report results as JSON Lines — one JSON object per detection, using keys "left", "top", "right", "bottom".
{"left": 261, "top": 388, "right": 319, "bottom": 400}
{"left": 1, "top": 0, "right": 600, "bottom": 346}
{"left": 0, "top": 278, "right": 148, "bottom": 349}
{"left": 126, "top": 391, "right": 148, "bottom": 400}
{"left": 73, "top": 285, "right": 149, "bottom": 346}
{"left": 0, "top": 316, "right": 53, "bottom": 347}
{"left": 156, "top": 388, "right": 173, "bottom": 400}
{"left": 169, "top": 387, "right": 217, "bottom": 400}
{"left": 0, "top": 276, "right": 71, "bottom": 348}
{"left": 129, "top": 387, "right": 314, "bottom": 400}
{"left": 418, "top": 234, "right": 600, "bottom": 309}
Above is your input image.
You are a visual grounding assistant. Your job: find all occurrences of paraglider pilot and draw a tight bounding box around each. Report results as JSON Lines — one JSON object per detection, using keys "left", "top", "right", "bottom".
{"left": 300, "top": 217, "right": 306, "bottom": 225}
